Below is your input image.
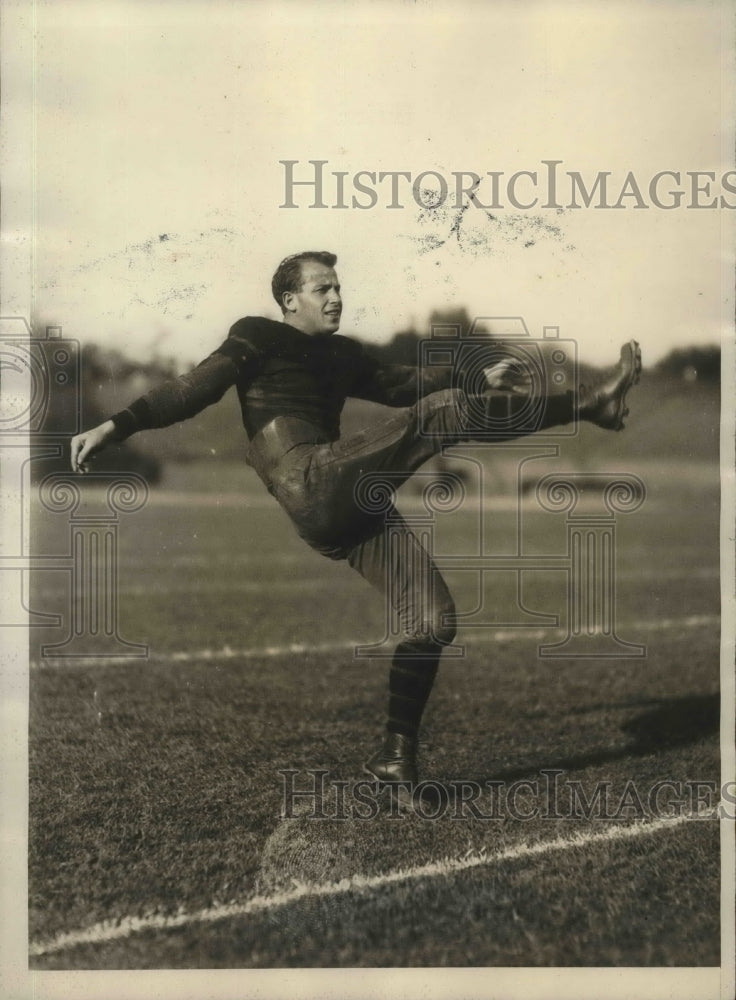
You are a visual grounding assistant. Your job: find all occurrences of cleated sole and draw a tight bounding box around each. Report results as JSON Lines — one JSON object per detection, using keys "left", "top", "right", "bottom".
{"left": 614, "top": 339, "right": 641, "bottom": 431}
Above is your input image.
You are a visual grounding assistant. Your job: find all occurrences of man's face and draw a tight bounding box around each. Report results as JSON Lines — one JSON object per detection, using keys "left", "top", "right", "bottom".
{"left": 283, "top": 261, "right": 342, "bottom": 335}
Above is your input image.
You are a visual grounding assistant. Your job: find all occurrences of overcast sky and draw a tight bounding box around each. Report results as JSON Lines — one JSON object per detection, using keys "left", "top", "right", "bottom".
{"left": 15, "top": 0, "right": 735, "bottom": 366}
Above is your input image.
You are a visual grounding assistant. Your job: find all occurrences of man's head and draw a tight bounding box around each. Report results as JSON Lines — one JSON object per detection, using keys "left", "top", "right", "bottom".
{"left": 271, "top": 251, "right": 342, "bottom": 335}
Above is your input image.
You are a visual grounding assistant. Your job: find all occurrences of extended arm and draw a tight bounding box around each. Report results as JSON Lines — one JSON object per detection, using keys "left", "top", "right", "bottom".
{"left": 108, "top": 351, "right": 239, "bottom": 438}
{"left": 348, "top": 350, "right": 453, "bottom": 408}
{"left": 70, "top": 350, "right": 240, "bottom": 473}
{"left": 347, "top": 346, "right": 529, "bottom": 408}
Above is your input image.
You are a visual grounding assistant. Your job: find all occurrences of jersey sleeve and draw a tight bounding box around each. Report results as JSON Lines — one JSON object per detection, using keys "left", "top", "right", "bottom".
{"left": 109, "top": 351, "right": 240, "bottom": 440}
{"left": 109, "top": 318, "right": 268, "bottom": 440}
{"left": 347, "top": 341, "right": 454, "bottom": 407}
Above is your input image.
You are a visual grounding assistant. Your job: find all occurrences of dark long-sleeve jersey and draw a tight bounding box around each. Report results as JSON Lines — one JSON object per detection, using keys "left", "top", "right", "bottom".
{"left": 110, "top": 315, "right": 454, "bottom": 442}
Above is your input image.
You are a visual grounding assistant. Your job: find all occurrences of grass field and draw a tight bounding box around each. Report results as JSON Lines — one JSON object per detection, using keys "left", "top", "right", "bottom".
{"left": 27, "top": 445, "right": 723, "bottom": 970}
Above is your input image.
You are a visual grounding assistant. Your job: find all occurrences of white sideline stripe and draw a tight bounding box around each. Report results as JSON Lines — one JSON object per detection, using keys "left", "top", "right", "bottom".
{"left": 28, "top": 810, "right": 710, "bottom": 958}
{"left": 31, "top": 614, "right": 720, "bottom": 668}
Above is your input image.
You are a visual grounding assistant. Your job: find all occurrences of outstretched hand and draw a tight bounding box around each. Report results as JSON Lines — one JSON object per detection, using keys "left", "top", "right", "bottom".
{"left": 70, "top": 420, "right": 117, "bottom": 473}
{"left": 482, "top": 359, "right": 533, "bottom": 394}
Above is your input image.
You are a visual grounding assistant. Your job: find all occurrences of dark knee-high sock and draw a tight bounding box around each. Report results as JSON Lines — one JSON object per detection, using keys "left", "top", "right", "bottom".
{"left": 387, "top": 640, "right": 442, "bottom": 739}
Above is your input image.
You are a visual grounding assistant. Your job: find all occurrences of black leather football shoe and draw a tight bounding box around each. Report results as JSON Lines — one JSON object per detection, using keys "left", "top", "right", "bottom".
{"left": 364, "top": 732, "right": 418, "bottom": 809}
{"left": 578, "top": 339, "right": 642, "bottom": 431}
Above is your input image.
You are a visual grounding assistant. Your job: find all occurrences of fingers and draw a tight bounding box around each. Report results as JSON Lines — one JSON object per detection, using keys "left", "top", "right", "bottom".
{"left": 483, "top": 359, "right": 534, "bottom": 394}
{"left": 485, "top": 360, "right": 511, "bottom": 378}
{"left": 71, "top": 434, "right": 96, "bottom": 473}
{"left": 70, "top": 435, "right": 88, "bottom": 473}
{"left": 71, "top": 421, "right": 115, "bottom": 473}
{"left": 483, "top": 360, "right": 513, "bottom": 389}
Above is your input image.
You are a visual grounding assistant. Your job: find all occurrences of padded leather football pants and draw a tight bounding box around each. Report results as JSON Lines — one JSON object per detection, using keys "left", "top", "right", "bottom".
{"left": 247, "top": 387, "right": 574, "bottom": 647}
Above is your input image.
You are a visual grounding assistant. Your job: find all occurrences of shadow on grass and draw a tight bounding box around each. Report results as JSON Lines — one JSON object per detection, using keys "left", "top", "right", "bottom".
{"left": 457, "top": 691, "right": 719, "bottom": 785}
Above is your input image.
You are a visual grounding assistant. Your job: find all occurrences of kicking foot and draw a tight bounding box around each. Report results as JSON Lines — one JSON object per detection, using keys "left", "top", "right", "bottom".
{"left": 578, "top": 340, "right": 642, "bottom": 430}
{"left": 364, "top": 731, "right": 418, "bottom": 810}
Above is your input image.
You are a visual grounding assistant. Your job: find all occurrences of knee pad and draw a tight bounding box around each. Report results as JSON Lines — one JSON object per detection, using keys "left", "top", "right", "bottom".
{"left": 403, "top": 599, "right": 457, "bottom": 648}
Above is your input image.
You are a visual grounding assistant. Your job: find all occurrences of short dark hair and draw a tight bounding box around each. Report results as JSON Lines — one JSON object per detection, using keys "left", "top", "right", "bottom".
{"left": 271, "top": 251, "right": 338, "bottom": 311}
